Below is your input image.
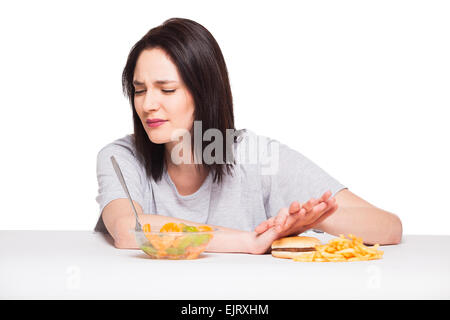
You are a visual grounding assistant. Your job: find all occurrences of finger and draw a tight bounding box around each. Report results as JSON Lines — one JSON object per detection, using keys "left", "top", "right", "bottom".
{"left": 290, "top": 207, "right": 307, "bottom": 219}
{"left": 307, "top": 196, "right": 335, "bottom": 217}
{"left": 305, "top": 203, "right": 338, "bottom": 229}
{"left": 302, "top": 200, "right": 332, "bottom": 225}
{"left": 282, "top": 207, "right": 293, "bottom": 229}
{"left": 288, "top": 201, "right": 301, "bottom": 214}
{"left": 254, "top": 221, "right": 269, "bottom": 234}
{"left": 326, "top": 197, "right": 336, "bottom": 207}
{"left": 309, "top": 202, "right": 328, "bottom": 216}
{"left": 257, "top": 221, "right": 273, "bottom": 234}
{"left": 302, "top": 198, "right": 317, "bottom": 212}
{"left": 322, "top": 197, "right": 336, "bottom": 213}
{"left": 275, "top": 209, "right": 289, "bottom": 232}
{"left": 255, "top": 217, "right": 275, "bottom": 234}
{"left": 268, "top": 216, "right": 277, "bottom": 228}
{"left": 320, "top": 190, "right": 332, "bottom": 203}
{"left": 304, "top": 192, "right": 331, "bottom": 212}
{"left": 309, "top": 200, "right": 337, "bottom": 222}
{"left": 284, "top": 207, "right": 305, "bottom": 231}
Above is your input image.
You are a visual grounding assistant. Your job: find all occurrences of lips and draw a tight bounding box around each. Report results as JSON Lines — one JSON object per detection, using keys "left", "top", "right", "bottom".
{"left": 146, "top": 118, "right": 167, "bottom": 124}
{"left": 146, "top": 119, "right": 167, "bottom": 128}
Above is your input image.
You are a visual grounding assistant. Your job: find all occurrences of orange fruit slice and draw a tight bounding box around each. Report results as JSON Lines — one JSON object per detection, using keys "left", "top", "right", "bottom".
{"left": 197, "top": 225, "right": 213, "bottom": 232}
{"left": 160, "top": 222, "right": 182, "bottom": 232}
{"left": 143, "top": 224, "right": 152, "bottom": 242}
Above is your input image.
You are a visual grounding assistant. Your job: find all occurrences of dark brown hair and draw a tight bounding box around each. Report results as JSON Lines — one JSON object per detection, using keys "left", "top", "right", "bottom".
{"left": 122, "top": 18, "right": 236, "bottom": 185}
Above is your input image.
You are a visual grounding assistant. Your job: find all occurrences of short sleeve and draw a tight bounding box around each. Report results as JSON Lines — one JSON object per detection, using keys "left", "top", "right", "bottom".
{"left": 258, "top": 134, "right": 347, "bottom": 218}
{"left": 94, "top": 137, "right": 145, "bottom": 232}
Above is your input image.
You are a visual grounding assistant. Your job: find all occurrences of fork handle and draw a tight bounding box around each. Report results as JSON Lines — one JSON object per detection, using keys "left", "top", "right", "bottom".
{"left": 110, "top": 156, "right": 142, "bottom": 231}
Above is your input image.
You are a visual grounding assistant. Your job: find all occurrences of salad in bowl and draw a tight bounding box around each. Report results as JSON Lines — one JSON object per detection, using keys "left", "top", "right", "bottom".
{"left": 133, "top": 222, "right": 216, "bottom": 260}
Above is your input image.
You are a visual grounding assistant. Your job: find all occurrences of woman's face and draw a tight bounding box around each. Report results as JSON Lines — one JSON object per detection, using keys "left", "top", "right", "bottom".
{"left": 133, "top": 48, "right": 195, "bottom": 147}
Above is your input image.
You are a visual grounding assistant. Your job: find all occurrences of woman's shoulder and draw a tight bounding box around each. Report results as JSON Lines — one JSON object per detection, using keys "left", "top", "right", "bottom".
{"left": 96, "top": 134, "right": 140, "bottom": 164}
{"left": 234, "top": 129, "right": 281, "bottom": 159}
{"left": 235, "top": 128, "right": 281, "bottom": 145}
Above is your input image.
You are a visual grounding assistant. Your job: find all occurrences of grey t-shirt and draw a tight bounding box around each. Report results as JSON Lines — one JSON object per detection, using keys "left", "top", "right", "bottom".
{"left": 94, "top": 129, "right": 347, "bottom": 233}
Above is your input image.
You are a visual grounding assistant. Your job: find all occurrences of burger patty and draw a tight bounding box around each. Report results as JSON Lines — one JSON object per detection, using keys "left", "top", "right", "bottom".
{"left": 271, "top": 247, "right": 316, "bottom": 252}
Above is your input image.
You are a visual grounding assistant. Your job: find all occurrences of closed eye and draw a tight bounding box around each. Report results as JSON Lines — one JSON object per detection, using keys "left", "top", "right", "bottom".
{"left": 134, "top": 89, "right": 176, "bottom": 95}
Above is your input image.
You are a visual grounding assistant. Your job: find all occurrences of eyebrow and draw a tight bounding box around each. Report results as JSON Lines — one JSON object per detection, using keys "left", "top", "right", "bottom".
{"left": 133, "top": 79, "right": 178, "bottom": 86}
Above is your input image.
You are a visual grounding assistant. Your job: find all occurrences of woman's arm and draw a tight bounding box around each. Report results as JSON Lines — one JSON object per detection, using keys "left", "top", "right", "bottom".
{"left": 314, "top": 189, "right": 403, "bottom": 245}
{"left": 101, "top": 198, "right": 255, "bottom": 253}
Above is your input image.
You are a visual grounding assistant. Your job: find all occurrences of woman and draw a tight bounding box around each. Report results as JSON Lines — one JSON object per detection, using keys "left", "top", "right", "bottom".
{"left": 95, "top": 18, "right": 402, "bottom": 253}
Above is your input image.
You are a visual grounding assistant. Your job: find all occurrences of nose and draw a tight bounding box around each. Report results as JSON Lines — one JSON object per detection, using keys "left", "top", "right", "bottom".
{"left": 142, "top": 90, "right": 160, "bottom": 112}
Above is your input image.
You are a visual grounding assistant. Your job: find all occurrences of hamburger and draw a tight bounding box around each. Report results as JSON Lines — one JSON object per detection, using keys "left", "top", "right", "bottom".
{"left": 271, "top": 236, "right": 321, "bottom": 259}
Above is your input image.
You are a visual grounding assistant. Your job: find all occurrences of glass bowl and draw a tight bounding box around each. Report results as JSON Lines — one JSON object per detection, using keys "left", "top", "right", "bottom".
{"left": 132, "top": 225, "right": 217, "bottom": 260}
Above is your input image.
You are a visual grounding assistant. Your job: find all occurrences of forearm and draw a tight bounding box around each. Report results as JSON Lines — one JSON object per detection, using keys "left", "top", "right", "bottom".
{"left": 314, "top": 206, "right": 403, "bottom": 245}
{"left": 206, "top": 229, "right": 253, "bottom": 253}
{"left": 113, "top": 213, "right": 253, "bottom": 253}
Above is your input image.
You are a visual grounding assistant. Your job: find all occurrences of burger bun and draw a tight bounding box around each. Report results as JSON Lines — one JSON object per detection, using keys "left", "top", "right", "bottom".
{"left": 271, "top": 236, "right": 321, "bottom": 259}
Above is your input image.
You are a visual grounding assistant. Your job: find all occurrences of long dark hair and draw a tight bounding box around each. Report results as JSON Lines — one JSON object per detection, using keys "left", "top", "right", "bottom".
{"left": 122, "top": 18, "right": 236, "bottom": 185}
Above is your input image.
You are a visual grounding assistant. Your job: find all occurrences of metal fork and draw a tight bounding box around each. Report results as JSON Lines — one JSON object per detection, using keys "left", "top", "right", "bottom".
{"left": 110, "top": 155, "right": 142, "bottom": 232}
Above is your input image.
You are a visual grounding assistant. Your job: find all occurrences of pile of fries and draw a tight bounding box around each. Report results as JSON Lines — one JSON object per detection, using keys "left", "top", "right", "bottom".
{"left": 293, "top": 234, "right": 384, "bottom": 262}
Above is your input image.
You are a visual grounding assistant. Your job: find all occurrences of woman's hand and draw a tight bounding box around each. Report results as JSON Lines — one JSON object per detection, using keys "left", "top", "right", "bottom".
{"left": 249, "top": 191, "right": 339, "bottom": 254}
{"left": 249, "top": 226, "right": 282, "bottom": 254}
{"left": 254, "top": 190, "right": 338, "bottom": 238}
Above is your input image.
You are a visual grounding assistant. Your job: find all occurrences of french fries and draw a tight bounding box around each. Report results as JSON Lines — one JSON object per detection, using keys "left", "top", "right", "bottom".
{"left": 293, "top": 234, "right": 384, "bottom": 262}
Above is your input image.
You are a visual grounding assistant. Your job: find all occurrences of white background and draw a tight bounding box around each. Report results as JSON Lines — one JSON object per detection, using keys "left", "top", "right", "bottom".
{"left": 0, "top": 0, "right": 448, "bottom": 234}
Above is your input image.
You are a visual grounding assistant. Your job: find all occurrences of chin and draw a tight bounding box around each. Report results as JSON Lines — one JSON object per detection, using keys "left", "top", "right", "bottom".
{"left": 146, "top": 130, "right": 170, "bottom": 145}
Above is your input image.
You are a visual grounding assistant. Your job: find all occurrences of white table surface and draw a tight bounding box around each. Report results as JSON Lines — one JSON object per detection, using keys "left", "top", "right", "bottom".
{"left": 0, "top": 230, "right": 449, "bottom": 299}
